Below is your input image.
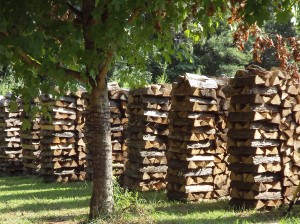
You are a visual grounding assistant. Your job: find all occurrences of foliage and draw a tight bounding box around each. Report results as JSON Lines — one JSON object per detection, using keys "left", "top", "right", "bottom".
{"left": 109, "top": 60, "right": 152, "bottom": 89}
{"left": 0, "top": 65, "right": 18, "bottom": 95}
{"left": 154, "top": 25, "right": 252, "bottom": 82}
{"left": 257, "top": 19, "right": 299, "bottom": 70}
{"left": 1, "top": 0, "right": 297, "bottom": 96}
{"left": 193, "top": 28, "right": 252, "bottom": 77}
{"left": 113, "top": 178, "right": 141, "bottom": 213}
{"left": 155, "top": 62, "right": 169, "bottom": 84}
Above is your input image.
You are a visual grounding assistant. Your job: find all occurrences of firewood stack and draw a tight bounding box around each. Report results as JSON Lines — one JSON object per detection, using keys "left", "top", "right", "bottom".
{"left": 274, "top": 67, "right": 300, "bottom": 205}
{"left": 214, "top": 78, "right": 231, "bottom": 198}
{"left": 108, "top": 82, "right": 129, "bottom": 178}
{"left": 40, "top": 94, "right": 79, "bottom": 182}
{"left": 167, "top": 74, "right": 228, "bottom": 201}
{"left": 124, "top": 84, "right": 171, "bottom": 191}
{"left": 0, "top": 94, "right": 23, "bottom": 175}
{"left": 75, "top": 90, "right": 89, "bottom": 181}
{"left": 21, "top": 101, "right": 41, "bottom": 175}
{"left": 228, "top": 65, "right": 283, "bottom": 209}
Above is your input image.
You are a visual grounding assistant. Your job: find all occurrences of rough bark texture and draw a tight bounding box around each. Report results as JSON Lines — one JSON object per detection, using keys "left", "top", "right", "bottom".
{"left": 87, "top": 81, "right": 114, "bottom": 219}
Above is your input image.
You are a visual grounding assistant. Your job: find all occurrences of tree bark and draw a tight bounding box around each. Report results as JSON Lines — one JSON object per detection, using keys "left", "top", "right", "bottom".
{"left": 87, "top": 79, "right": 114, "bottom": 219}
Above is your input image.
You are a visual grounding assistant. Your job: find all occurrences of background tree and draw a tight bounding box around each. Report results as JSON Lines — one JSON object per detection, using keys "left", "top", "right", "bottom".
{"left": 0, "top": 0, "right": 299, "bottom": 220}
{"left": 165, "top": 25, "right": 252, "bottom": 81}
{"left": 257, "top": 19, "right": 299, "bottom": 69}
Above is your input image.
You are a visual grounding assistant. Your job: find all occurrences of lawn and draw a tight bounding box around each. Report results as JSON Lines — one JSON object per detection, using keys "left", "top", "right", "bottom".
{"left": 1, "top": 176, "right": 300, "bottom": 224}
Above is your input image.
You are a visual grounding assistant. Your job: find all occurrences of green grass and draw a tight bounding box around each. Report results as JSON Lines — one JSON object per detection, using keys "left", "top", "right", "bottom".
{"left": 1, "top": 176, "right": 300, "bottom": 224}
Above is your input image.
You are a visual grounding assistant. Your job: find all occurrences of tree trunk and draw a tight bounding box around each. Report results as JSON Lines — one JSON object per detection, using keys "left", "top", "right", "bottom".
{"left": 88, "top": 79, "right": 114, "bottom": 219}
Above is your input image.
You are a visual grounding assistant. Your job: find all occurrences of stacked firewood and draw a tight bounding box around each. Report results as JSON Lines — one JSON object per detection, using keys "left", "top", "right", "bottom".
{"left": 0, "top": 95, "right": 23, "bottom": 175}
{"left": 75, "top": 90, "right": 88, "bottom": 181}
{"left": 214, "top": 78, "right": 231, "bottom": 198}
{"left": 21, "top": 101, "right": 41, "bottom": 174}
{"left": 228, "top": 65, "right": 283, "bottom": 209}
{"left": 167, "top": 74, "right": 229, "bottom": 201}
{"left": 274, "top": 67, "right": 300, "bottom": 205}
{"left": 108, "top": 82, "right": 129, "bottom": 178}
{"left": 124, "top": 84, "right": 171, "bottom": 191}
{"left": 40, "top": 94, "right": 79, "bottom": 182}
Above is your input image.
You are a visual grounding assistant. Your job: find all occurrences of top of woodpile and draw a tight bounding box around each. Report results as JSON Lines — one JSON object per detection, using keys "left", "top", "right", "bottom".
{"left": 175, "top": 73, "right": 219, "bottom": 90}
{"left": 214, "top": 77, "right": 231, "bottom": 87}
{"left": 130, "top": 84, "right": 172, "bottom": 97}
{"left": 229, "top": 65, "right": 285, "bottom": 88}
{"left": 108, "top": 82, "right": 129, "bottom": 100}
{"left": 222, "top": 66, "right": 291, "bottom": 98}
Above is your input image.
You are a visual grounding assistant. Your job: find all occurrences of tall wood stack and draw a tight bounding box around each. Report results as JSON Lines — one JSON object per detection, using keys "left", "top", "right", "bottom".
{"left": 124, "top": 84, "right": 171, "bottom": 191}
{"left": 274, "top": 67, "right": 300, "bottom": 205}
{"left": 40, "top": 94, "right": 79, "bottom": 182}
{"left": 227, "top": 65, "right": 283, "bottom": 209}
{"left": 108, "top": 83, "right": 129, "bottom": 178}
{"left": 0, "top": 95, "right": 23, "bottom": 175}
{"left": 214, "top": 78, "right": 231, "bottom": 198}
{"left": 167, "top": 74, "right": 229, "bottom": 201}
{"left": 75, "top": 90, "right": 89, "bottom": 181}
{"left": 21, "top": 101, "right": 41, "bottom": 175}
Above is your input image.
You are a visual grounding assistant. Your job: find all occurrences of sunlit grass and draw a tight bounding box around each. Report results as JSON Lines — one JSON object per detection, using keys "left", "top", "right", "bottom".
{"left": 1, "top": 176, "right": 300, "bottom": 223}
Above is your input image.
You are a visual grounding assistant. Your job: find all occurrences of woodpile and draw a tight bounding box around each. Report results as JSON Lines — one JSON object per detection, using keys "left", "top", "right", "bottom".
{"left": 40, "top": 94, "right": 79, "bottom": 182}
{"left": 214, "top": 78, "right": 231, "bottom": 198}
{"left": 124, "top": 84, "right": 171, "bottom": 191}
{"left": 0, "top": 95, "right": 23, "bottom": 175}
{"left": 167, "top": 74, "right": 230, "bottom": 201}
{"left": 75, "top": 90, "right": 88, "bottom": 181}
{"left": 275, "top": 68, "right": 300, "bottom": 205}
{"left": 108, "top": 83, "right": 129, "bottom": 178}
{"left": 21, "top": 101, "right": 41, "bottom": 174}
{"left": 227, "top": 65, "right": 283, "bottom": 209}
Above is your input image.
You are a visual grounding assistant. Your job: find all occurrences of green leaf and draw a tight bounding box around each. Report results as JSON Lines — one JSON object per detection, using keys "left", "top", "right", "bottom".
{"left": 276, "top": 10, "right": 291, "bottom": 24}
{"left": 184, "top": 29, "right": 190, "bottom": 38}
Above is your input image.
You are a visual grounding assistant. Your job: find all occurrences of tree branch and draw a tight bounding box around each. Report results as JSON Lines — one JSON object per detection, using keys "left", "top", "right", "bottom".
{"left": 97, "top": 48, "right": 114, "bottom": 85}
{"left": 0, "top": 31, "right": 9, "bottom": 37}
{"left": 127, "top": 8, "right": 142, "bottom": 24}
{"left": 67, "top": 2, "right": 83, "bottom": 20}
{"left": 18, "top": 51, "right": 41, "bottom": 68}
{"left": 18, "top": 50, "right": 86, "bottom": 83}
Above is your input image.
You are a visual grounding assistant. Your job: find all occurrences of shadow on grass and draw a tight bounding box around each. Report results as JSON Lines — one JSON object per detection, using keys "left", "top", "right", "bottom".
{"left": 0, "top": 196, "right": 89, "bottom": 213}
{"left": 0, "top": 186, "right": 91, "bottom": 201}
{"left": 0, "top": 176, "right": 91, "bottom": 222}
{"left": 154, "top": 200, "right": 300, "bottom": 224}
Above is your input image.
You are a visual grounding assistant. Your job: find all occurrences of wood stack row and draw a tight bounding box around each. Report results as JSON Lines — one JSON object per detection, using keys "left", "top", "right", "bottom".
{"left": 40, "top": 94, "right": 79, "bottom": 182}
{"left": 275, "top": 68, "right": 300, "bottom": 205}
{"left": 124, "top": 84, "right": 171, "bottom": 191}
{"left": 75, "top": 90, "right": 88, "bottom": 181}
{"left": 227, "top": 65, "right": 283, "bottom": 209}
{"left": 167, "top": 74, "right": 229, "bottom": 201}
{"left": 21, "top": 101, "right": 41, "bottom": 175}
{"left": 0, "top": 95, "right": 23, "bottom": 175}
{"left": 108, "top": 83, "right": 129, "bottom": 178}
{"left": 214, "top": 78, "right": 231, "bottom": 198}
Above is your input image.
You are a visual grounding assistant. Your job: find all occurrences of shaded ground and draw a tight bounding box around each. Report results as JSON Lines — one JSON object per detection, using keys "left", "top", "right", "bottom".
{"left": 1, "top": 176, "right": 300, "bottom": 224}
